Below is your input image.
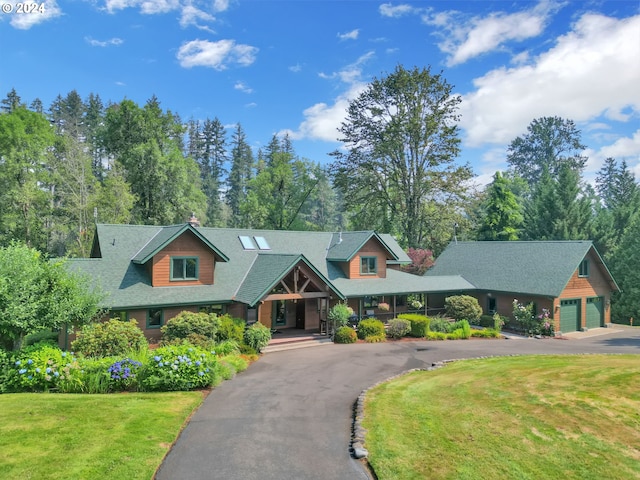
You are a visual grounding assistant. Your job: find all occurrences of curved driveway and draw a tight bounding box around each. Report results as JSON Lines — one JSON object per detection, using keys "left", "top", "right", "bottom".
{"left": 156, "top": 328, "right": 640, "bottom": 480}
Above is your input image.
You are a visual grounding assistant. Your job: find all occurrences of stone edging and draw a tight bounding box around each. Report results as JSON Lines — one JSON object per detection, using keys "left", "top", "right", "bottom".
{"left": 350, "top": 352, "right": 617, "bottom": 461}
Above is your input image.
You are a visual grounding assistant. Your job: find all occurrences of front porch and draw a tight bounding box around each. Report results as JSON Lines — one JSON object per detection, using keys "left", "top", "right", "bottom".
{"left": 262, "top": 328, "right": 333, "bottom": 353}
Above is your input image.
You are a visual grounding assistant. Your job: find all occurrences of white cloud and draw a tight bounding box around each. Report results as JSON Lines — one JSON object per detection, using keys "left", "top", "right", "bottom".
{"left": 379, "top": 3, "right": 417, "bottom": 18}
{"left": 424, "top": 0, "right": 559, "bottom": 66}
{"left": 289, "top": 63, "right": 302, "bottom": 73}
{"left": 338, "top": 29, "right": 359, "bottom": 41}
{"left": 85, "top": 36, "right": 124, "bottom": 47}
{"left": 459, "top": 13, "right": 640, "bottom": 148}
{"left": 585, "top": 130, "right": 640, "bottom": 172}
{"left": 180, "top": 5, "right": 215, "bottom": 30}
{"left": 7, "top": 1, "right": 62, "bottom": 29}
{"left": 176, "top": 39, "right": 258, "bottom": 69}
{"left": 234, "top": 81, "right": 253, "bottom": 94}
{"left": 213, "top": 0, "right": 229, "bottom": 12}
{"left": 284, "top": 53, "right": 374, "bottom": 141}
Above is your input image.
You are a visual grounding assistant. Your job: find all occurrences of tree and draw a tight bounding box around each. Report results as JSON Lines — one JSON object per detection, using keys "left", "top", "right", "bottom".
{"left": 331, "top": 65, "right": 471, "bottom": 248}
{"left": 1, "top": 88, "right": 23, "bottom": 113}
{"left": 507, "top": 116, "right": 587, "bottom": 185}
{"left": 477, "top": 171, "right": 523, "bottom": 241}
{"left": 402, "top": 247, "right": 434, "bottom": 275}
{"left": 0, "top": 107, "right": 55, "bottom": 250}
{"left": 609, "top": 211, "right": 640, "bottom": 324}
{"left": 0, "top": 242, "right": 103, "bottom": 350}
{"left": 226, "top": 124, "right": 254, "bottom": 227}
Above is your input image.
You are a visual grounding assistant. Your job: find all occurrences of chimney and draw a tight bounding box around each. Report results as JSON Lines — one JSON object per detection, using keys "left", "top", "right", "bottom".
{"left": 188, "top": 212, "right": 200, "bottom": 228}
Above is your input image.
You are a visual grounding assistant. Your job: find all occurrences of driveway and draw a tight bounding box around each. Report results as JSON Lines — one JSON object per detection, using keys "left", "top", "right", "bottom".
{"left": 155, "top": 327, "right": 640, "bottom": 480}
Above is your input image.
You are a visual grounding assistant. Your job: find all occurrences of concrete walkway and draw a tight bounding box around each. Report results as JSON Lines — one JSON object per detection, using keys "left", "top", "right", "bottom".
{"left": 155, "top": 326, "right": 640, "bottom": 480}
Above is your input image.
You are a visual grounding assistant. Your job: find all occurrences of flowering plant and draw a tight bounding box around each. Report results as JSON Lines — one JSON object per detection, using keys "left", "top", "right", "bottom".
{"left": 378, "top": 302, "right": 390, "bottom": 312}
{"left": 537, "top": 308, "right": 554, "bottom": 336}
{"left": 139, "top": 343, "right": 218, "bottom": 391}
{"left": 7, "top": 345, "right": 80, "bottom": 392}
{"left": 108, "top": 358, "right": 142, "bottom": 391}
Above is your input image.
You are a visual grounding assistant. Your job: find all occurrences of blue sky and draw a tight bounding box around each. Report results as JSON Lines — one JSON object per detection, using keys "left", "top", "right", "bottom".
{"left": 2, "top": 0, "right": 639, "bottom": 186}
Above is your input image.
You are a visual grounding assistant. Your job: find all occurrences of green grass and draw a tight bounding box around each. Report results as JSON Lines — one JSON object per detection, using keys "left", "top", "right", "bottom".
{"left": 363, "top": 355, "right": 640, "bottom": 480}
{"left": 0, "top": 392, "right": 204, "bottom": 480}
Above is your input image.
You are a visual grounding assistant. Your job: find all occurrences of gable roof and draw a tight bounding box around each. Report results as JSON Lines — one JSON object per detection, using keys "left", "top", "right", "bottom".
{"left": 67, "top": 224, "right": 423, "bottom": 310}
{"left": 131, "top": 223, "right": 229, "bottom": 264}
{"left": 426, "top": 241, "right": 619, "bottom": 297}
{"left": 234, "top": 253, "right": 343, "bottom": 307}
{"left": 326, "top": 231, "right": 401, "bottom": 262}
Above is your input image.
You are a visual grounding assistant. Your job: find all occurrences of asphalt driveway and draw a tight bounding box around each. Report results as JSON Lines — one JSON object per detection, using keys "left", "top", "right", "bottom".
{"left": 155, "top": 327, "right": 640, "bottom": 480}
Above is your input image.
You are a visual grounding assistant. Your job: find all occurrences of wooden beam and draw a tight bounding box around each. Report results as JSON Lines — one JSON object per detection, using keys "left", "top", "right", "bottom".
{"left": 264, "top": 292, "right": 329, "bottom": 301}
{"left": 280, "top": 280, "right": 292, "bottom": 294}
{"left": 299, "top": 278, "right": 311, "bottom": 293}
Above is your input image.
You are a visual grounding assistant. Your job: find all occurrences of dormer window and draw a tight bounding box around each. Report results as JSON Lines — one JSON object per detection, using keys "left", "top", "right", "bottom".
{"left": 360, "top": 256, "right": 378, "bottom": 275}
{"left": 171, "top": 256, "right": 199, "bottom": 281}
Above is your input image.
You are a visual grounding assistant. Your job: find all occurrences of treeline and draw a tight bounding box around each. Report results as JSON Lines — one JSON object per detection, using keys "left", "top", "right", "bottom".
{"left": 0, "top": 88, "right": 343, "bottom": 258}
{"left": 0, "top": 72, "right": 638, "bottom": 322}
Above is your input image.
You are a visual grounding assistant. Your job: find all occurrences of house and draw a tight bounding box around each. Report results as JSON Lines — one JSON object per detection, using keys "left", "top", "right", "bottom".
{"left": 425, "top": 241, "right": 620, "bottom": 333}
{"left": 62, "top": 220, "right": 472, "bottom": 344}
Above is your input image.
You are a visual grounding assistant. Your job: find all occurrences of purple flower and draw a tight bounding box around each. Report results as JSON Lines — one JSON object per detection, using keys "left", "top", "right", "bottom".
{"left": 27, "top": 359, "right": 33, "bottom": 365}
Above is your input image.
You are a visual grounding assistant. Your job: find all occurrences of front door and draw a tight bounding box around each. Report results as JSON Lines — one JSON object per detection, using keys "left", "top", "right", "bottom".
{"left": 296, "top": 300, "right": 305, "bottom": 329}
{"left": 273, "top": 300, "right": 287, "bottom": 327}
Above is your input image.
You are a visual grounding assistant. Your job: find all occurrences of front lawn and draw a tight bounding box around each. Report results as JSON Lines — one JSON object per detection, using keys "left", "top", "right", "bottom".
{"left": 0, "top": 392, "right": 203, "bottom": 480}
{"left": 363, "top": 355, "right": 640, "bottom": 480}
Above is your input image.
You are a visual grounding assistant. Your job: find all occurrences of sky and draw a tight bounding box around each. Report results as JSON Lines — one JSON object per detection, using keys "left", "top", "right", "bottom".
{"left": 1, "top": 0, "right": 639, "bottom": 186}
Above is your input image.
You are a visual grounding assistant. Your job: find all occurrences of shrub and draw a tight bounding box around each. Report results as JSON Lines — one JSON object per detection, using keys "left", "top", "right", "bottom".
{"left": 328, "top": 303, "right": 353, "bottom": 328}
{"left": 213, "top": 339, "right": 241, "bottom": 356}
{"left": 493, "top": 312, "right": 507, "bottom": 332}
{"left": 161, "top": 311, "right": 218, "bottom": 345}
{"left": 215, "top": 315, "right": 245, "bottom": 343}
{"left": 471, "top": 329, "right": 501, "bottom": 338}
{"left": 72, "top": 319, "right": 147, "bottom": 357}
{"left": 387, "top": 318, "right": 411, "bottom": 339}
{"left": 364, "top": 334, "right": 386, "bottom": 343}
{"left": 430, "top": 317, "right": 455, "bottom": 333}
{"left": 107, "top": 358, "right": 142, "bottom": 391}
{"left": 243, "top": 322, "right": 271, "bottom": 353}
{"left": 448, "top": 320, "right": 471, "bottom": 340}
{"left": 398, "top": 314, "right": 430, "bottom": 337}
{"left": 24, "top": 330, "right": 59, "bottom": 347}
{"left": 238, "top": 343, "right": 258, "bottom": 356}
{"left": 139, "top": 344, "right": 218, "bottom": 391}
{"left": 4, "top": 344, "right": 82, "bottom": 392}
{"left": 357, "top": 319, "right": 385, "bottom": 340}
{"left": 334, "top": 326, "right": 357, "bottom": 344}
{"left": 479, "top": 315, "right": 495, "bottom": 328}
{"left": 445, "top": 295, "right": 482, "bottom": 322}
{"left": 0, "top": 348, "right": 9, "bottom": 393}
{"left": 426, "top": 331, "right": 447, "bottom": 340}
{"left": 220, "top": 354, "right": 249, "bottom": 374}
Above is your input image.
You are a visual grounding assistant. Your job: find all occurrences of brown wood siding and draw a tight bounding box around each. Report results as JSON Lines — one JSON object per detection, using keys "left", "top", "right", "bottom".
{"left": 151, "top": 230, "right": 215, "bottom": 286}
{"left": 347, "top": 238, "right": 388, "bottom": 279}
{"left": 227, "top": 303, "right": 246, "bottom": 320}
{"left": 560, "top": 251, "right": 613, "bottom": 328}
{"left": 259, "top": 302, "right": 272, "bottom": 328}
{"left": 305, "top": 300, "right": 319, "bottom": 330}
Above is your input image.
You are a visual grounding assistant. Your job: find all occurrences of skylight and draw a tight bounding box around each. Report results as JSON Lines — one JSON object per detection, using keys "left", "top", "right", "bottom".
{"left": 254, "top": 236, "right": 271, "bottom": 250}
{"left": 239, "top": 235, "right": 256, "bottom": 250}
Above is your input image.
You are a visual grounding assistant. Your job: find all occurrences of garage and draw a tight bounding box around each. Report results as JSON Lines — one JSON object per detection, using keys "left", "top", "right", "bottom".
{"left": 586, "top": 297, "right": 604, "bottom": 329}
{"left": 560, "top": 299, "right": 580, "bottom": 333}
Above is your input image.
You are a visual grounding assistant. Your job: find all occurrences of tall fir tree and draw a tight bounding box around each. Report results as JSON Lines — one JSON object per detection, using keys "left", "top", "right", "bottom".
{"left": 226, "top": 124, "right": 254, "bottom": 227}
{"left": 477, "top": 171, "right": 523, "bottom": 241}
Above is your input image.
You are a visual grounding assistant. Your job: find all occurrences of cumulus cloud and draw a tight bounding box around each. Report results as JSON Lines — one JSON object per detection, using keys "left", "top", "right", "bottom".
{"left": 379, "top": 3, "right": 417, "bottom": 18}
{"left": 338, "top": 29, "right": 359, "bottom": 40}
{"left": 177, "top": 39, "right": 258, "bottom": 69}
{"left": 180, "top": 5, "right": 215, "bottom": 30}
{"left": 423, "top": 0, "right": 560, "bottom": 66}
{"left": 584, "top": 130, "right": 640, "bottom": 174}
{"left": 283, "top": 52, "right": 374, "bottom": 141}
{"left": 85, "top": 36, "right": 124, "bottom": 47}
{"left": 105, "top": 0, "right": 180, "bottom": 14}
{"left": 459, "top": 13, "right": 640, "bottom": 149}
{"left": 6, "top": 0, "right": 63, "bottom": 29}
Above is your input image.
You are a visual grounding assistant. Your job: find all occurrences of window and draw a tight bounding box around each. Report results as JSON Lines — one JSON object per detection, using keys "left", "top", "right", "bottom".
{"left": 171, "top": 256, "right": 198, "bottom": 281}
{"left": 199, "top": 304, "right": 225, "bottom": 315}
{"left": 395, "top": 295, "right": 406, "bottom": 307}
{"left": 254, "top": 236, "right": 271, "bottom": 250}
{"left": 273, "top": 300, "right": 287, "bottom": 326}
{"left": 360, "top": 256, "right": 378, "bottom": 275}
{"left": 579, "top": 259, "right": 590, "bottom": 277}
{"left": 110, "top": 310, "right": 128, "bottom": 321}
{"left": 239, "top": 235, "right": 256, "bottom": 250}
{"left": 363, "top": 296, "right": 379, "bottom": 308}
{"left": 147, "top": 309, "right": 163, "bottom": 329}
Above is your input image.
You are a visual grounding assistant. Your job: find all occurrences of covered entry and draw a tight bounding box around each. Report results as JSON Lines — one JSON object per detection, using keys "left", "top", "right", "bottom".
{"left": 234, "top": 253, "right": 343, "bottom": 331}
{"left": 560, "top": 299, "right": 580, "bottom": 333}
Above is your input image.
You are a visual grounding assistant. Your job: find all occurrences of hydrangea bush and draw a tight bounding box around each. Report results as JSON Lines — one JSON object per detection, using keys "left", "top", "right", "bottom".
{"left": 5, "top": 344, "right": 81, "bottom": 392}
{"left": 139, "top": 344, "right": 218, "bottom": 391}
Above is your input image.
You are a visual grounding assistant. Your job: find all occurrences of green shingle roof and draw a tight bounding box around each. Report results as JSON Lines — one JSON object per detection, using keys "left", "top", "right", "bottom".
{"left": 326, "top": 231, "right": 400, "bottom": 262}
{"left": 65, "top": 224, "right": 419, "bottom": 310}
{"left": 426, "top": 241, "right": 619, "bottom": 297}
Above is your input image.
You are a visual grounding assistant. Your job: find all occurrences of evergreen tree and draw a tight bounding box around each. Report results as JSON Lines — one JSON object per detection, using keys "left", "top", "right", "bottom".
{"left": 226, "top": 124, "right": 254, "bottom": 227}
{"left": 477, "top": 171, "right": 523, "bottom": 241}
{"left": 1, "top": 88, "right": 23, "bottom": 113}
{"left": 609, "top": 211, "right": 640, "bottom": 324}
